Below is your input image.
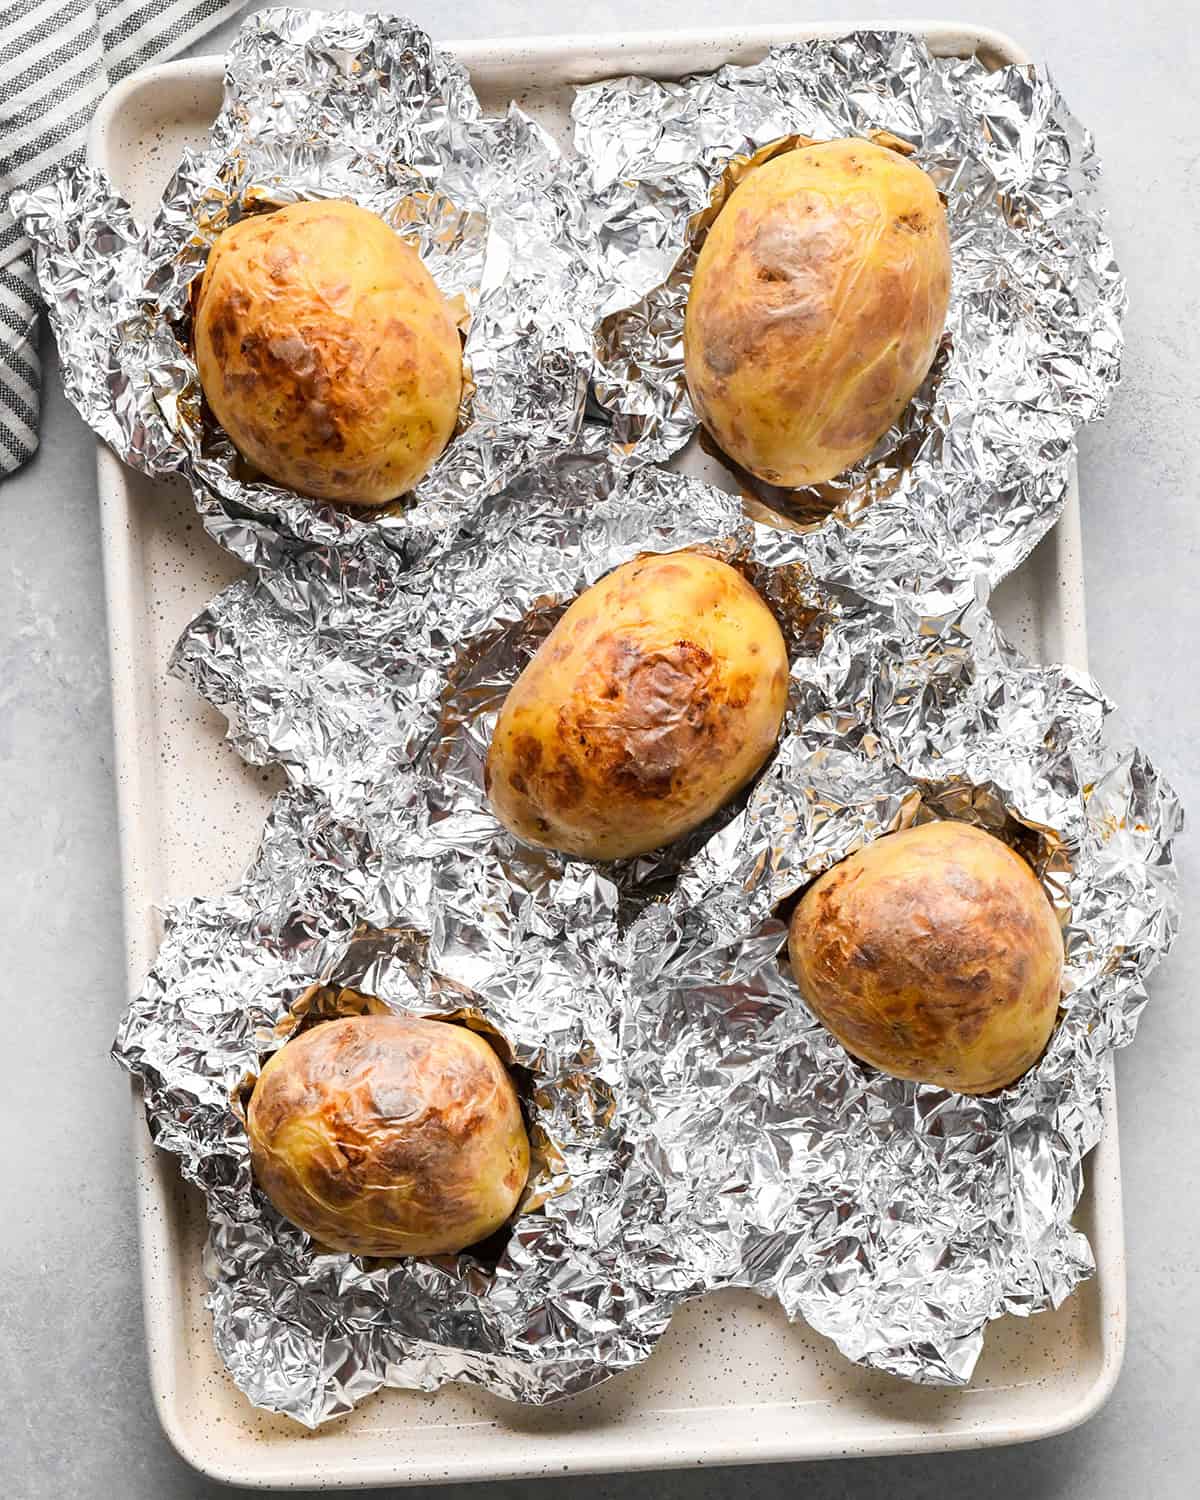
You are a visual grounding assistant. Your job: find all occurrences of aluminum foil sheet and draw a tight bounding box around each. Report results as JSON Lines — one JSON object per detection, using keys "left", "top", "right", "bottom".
{"left": 113, "top": 458, "right": 1182, "bottom": 1420}
{"left": 40, "top": 4, "right": 1165, "bottom": 1425}
{"left": 575, "top": 32, "right": 1126, "bottom": 612}
{"left": 15, "top": 9, "right": 600, "bottom": 575}
{"left": 621, "top": 486, "right": 1182, "bottom": 1381}
{"left": 114, "top": 781, "right": 675, "bottom": 1422}
{"left": 18, "top": 20, "right": 1124, "bottom": 609}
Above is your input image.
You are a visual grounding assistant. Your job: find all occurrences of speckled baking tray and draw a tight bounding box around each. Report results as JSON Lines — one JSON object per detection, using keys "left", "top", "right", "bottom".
{"left": 90, "top": 21, "right": 1124, "bottom": 1489}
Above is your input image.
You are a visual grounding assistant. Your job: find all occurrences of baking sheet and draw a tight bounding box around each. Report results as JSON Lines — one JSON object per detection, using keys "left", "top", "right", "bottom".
{"left": 92, "top": 22, "right": 1123, "bottom": 1488}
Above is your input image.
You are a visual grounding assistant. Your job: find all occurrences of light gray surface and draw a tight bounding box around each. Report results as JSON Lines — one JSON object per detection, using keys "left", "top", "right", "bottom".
{"left": 1, "top": 2, "right": 1195, "bottom": 1495}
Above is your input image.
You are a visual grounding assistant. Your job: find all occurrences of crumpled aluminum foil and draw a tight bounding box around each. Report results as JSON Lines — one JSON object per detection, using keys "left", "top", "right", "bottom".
{"left": 45, "top": 8, "right": 1167, "bottom": 1425}
{"left": 115, "top": 778, "right": 670, "bottom": 1423}
{"left": 575, "top": 32, "right": 1126, "bottom": 612}
{"left": 113, "top": 457, "right": 1182, "bottom": 1420}
{"left": 15, "top": 8, "right": 600, "bottom": 575}
{"left": 17, "top": 20, "right": 1125, "bottom": 609}
{"left": 621, "top": 481, "right": 1182, "bottom": 1382}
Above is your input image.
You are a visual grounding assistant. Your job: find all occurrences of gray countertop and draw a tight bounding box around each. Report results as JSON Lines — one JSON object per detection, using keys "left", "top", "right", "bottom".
{"left": 2, "top": 2, "right": 1196, "bottom": 1495}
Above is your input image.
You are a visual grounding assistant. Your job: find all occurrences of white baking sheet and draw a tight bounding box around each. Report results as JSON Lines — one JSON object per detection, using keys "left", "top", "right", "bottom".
{"left": 90, "top": 22, "right": 1123, "bottom": 1488}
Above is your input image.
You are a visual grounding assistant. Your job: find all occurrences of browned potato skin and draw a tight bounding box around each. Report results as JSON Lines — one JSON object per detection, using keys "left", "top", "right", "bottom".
{"left": 485, "top": 552, "right": 789, "bottom": 861}
{"left": 194, "top": 200, "right": 462, "bottom": 506}
{"left": 246, "top": 1014, "right": 530, "bottom": 1257}
{"left": 787, "top": 822, "right": 1063, "bottom": 1094}
{"left": 684, "top": 138, "right": 951, "bottom": 487}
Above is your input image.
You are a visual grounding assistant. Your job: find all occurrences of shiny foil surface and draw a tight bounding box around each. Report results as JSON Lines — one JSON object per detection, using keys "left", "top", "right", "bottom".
{"left": 575, "top": 31, "right": 1126, "bottom": 613}
{"left": 16, "top": 8, "right": 600, "bottom": 574}
{"left": 23, "top": 7, "right": 1177, "bottom": 1425}
{"left": 117, "top": 457, "right": 1182, "bottom": 1419}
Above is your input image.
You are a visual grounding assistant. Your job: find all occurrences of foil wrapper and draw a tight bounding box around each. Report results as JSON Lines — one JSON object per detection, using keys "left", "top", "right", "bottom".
{"left": 18, "top": 20, "right": 1124, "bottom": 609}
{"left": 575, "top": 32, "right": 1126, "bottom": 612}
{"left": 45, "top": 7, "right": 1168, "bottom": 1425}
{"left": 621, "top": 484, "right": 1182, "bottom": 1381}
{"left": 115, "top": 782, "right": 670, "bottom": 1422}
{"left": 114, "top": 460, "right": 1182, "bottom": 1421}
{"left": 15, "top": 8, "right": 599, "bottom": 575}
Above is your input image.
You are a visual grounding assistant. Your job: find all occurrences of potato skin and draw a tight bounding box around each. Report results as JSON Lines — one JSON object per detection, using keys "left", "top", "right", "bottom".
{"left": 787, "top": 822, "right": 1063, "bottom": 1094}
{"left": 485, "top": 552, "right": 789, "bottom": 861}
{"left": 683, "top": 138, "right": 951, "bottom": 487}
{"left": 194, "top": 199, "right": 462, "bottom": 506}
{"left": 246, "top": 1014, "right": 529, "bottom": 1257}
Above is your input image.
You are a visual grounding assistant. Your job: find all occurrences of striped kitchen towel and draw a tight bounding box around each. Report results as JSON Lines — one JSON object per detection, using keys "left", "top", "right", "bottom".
{"left": 0, "top": 0, "right": 245, "bottom": 477}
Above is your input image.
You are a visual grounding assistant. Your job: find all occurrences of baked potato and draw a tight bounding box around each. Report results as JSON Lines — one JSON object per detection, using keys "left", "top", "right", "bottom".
{"left": 246, "top": 1013, "right": 529, "bottom": 1257}
{"left": 485, "top": 551, "right": 789, "bottom": 861}
{"left": 195, "top": 199, "right": 462, "bottom": 506}
{"left": 787, "top": 821, "right": 1063, "bottom": 1094}
{"left": 683, "top": 138, "right": 951, "bottom": 487}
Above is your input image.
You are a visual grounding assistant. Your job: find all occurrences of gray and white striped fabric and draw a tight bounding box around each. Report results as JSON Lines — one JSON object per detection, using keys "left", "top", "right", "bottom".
{"left": 0, "top": 0, "right": 244, "bottom": 477}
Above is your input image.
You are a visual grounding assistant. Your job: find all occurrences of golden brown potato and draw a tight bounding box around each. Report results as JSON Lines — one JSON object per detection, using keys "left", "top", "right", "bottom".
{"left": 195, "top": 199, "right": 462, "bottom": 506}
{"left": 246, "top": 1013, "right": 529, "bottom": 1257}
{"left": 787, "top": 821, "right": 1063, "bottom": 1094}
{"left": 683, "top": 138, "right": 951, "bottom": 487}
{"left": 485, "top": 551, "right": 789, "bottom": 861}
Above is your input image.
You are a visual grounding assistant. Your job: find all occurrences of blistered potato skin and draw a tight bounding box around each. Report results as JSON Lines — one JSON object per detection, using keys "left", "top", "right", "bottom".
{"left": 788, "top": 822, "right": 1063, "bottom": 1095}
{"left": 684, "top": 138, "right": 951, "bottom": 487}
{"left": 195, "top": 200, "right": 462, "bottom": 506}
{"left": 485, "top": 552, "right": 789, "bottom": 861}
{"left": 247, "top": 1014, "right": 530, "bottom": 1257}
